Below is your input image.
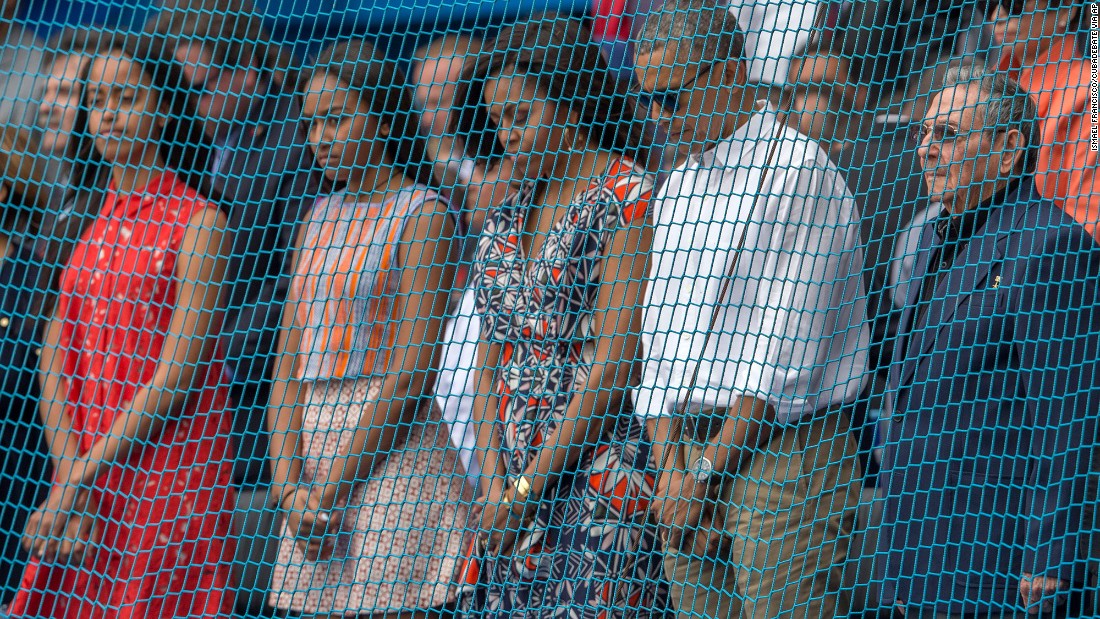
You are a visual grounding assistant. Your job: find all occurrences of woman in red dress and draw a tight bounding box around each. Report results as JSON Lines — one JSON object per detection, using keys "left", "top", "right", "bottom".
{"left": 11, "top": 36, "right": 238, "bottom": 618}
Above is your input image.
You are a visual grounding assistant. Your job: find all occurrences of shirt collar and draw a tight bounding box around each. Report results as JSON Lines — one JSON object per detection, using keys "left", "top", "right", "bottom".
{"left": 704, "top": 100, "right": 779, "bottom": 166}
{"left": 935, "top": 176, "right": 1021, "bottom": 244}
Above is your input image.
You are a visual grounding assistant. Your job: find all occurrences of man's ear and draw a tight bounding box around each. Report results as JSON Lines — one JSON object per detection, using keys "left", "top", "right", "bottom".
{"left": 379, "top": 122, "right": 391, "bottom": 138}
{"left": 722, "top": 59, "right": 744, "bottom": 87}
{"left": 999, "top": 128, "right": 1024, "bottom": 175}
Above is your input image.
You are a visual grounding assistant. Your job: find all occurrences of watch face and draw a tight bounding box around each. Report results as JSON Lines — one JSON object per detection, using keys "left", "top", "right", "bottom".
{"left": 692, "top": 456, "right": 714, "bottom": 481}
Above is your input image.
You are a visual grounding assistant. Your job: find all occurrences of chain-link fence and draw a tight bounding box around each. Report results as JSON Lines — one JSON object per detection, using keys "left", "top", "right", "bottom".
{"left": 0, "top": 1, "right": 1097, "bottom": 617}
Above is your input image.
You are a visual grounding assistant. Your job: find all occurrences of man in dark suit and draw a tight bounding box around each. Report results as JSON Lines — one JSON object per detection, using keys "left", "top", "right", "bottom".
{"left": 875, "top": 65, "right": 1100, "bottom": 618}
{"left": 155, "top": 13, "right": 319, "bottom": 488}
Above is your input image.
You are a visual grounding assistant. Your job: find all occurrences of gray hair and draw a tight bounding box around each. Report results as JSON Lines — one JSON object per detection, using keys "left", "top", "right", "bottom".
{"left": 940, "top": 63, "right": 1040, "bottom": 176}
{"left": 636, "top": 0, "right": 746, "bottom": 66}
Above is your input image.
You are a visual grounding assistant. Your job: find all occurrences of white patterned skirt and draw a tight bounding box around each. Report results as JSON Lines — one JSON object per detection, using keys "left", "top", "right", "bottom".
{"left": 269, "top": 376, "right": 473, "bottom": 615}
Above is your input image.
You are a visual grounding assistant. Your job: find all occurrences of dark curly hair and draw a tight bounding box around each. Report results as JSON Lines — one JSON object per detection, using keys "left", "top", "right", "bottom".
{"left": 450, "top": 16, "right": 648, "bottom": 165}
{"left": 68, "top": 33, "right": 214, "bottom": 199}
{"left": 300, "top": 38, "right": 435, "bottom": 187}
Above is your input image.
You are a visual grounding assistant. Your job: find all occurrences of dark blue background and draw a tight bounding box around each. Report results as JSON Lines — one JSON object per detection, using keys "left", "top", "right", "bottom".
{"left": 19, "top": 0, "right": 592, "bottom": 61}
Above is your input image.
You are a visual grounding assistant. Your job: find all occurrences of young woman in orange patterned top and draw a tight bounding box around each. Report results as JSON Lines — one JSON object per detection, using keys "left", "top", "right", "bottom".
{"left": 265, "top": 39, "right": 471, "bottom": 618}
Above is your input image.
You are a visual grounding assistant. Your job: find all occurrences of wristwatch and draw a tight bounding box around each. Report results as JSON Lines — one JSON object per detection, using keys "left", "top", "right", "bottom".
{"left": 689, "top": 456, "right": 714, "bottom": 484}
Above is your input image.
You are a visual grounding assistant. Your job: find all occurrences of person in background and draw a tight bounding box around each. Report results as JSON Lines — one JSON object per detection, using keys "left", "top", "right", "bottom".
{"left": 787, "top": 39, "right": 870, "bottom": 115}
{"left": 727, "top": 0, "right": 822, "bottom": 94}
{"left": 153, "top": 10, "right": 320, "bottom": 489}
{"left": 36, "top": 29, "right": 113, "bottom": 158}
{"left": 876, "top": 65, "right": 1100, "bottom": 619}
{"left": 265, "top": 38, "right": 470, "bottom": 618}
{"left": 0, "top": 128, "right": 53, "bottom": 607}
{"left": 411, "top": 32, "right": 484, "bottom": 487}
{"left": 450, "top": 16, "right": 667, "bottom": 618}
{"left": 0, "top": 0, "right": 42, "bottom": 131}
{"left": 783, "top": 39, "right": 874, "bottom": 164}
{"left": 410, "top": 33, "right": 517, "bottom": 223}
{"left": 410, "top": 32, "right": 519, "bottom": 491}
{"left": 410, "top": 33, "right": 482, "bottom": 154}
{"left": 987, "top": 0, "right": 1097, "bottom": 239}
{"left": 11, "top": 36, "right": 237, "bottom": 618}
{"left": 632, "top": 1, "right": 869, "bottom": 617}
{"left": 834, "top": 54, "right": 973, "bottom": 389}
{"left": 31, "top": 28, "right": 116, "bottom": 297}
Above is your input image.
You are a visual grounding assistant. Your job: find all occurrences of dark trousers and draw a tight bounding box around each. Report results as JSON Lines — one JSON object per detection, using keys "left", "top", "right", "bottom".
{"left": 229, "top": 374, "right": 273, "bottom": 487}
{"left": 877, "top": 591, "right": 1094, "bottom": 619}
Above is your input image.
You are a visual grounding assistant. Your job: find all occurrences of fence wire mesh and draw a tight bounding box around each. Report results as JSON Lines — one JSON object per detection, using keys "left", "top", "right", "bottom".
{"left": 0, "top": 1, "right": 1098, "bottom": 618}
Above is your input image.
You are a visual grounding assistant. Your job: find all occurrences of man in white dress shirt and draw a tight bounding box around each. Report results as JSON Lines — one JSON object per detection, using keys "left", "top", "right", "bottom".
{"left": 632, "top": 2, "right": 870, "bottom": 617}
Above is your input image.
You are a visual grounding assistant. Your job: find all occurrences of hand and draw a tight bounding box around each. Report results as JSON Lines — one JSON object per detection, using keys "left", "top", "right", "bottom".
{"left": 650, "top": 469, "right": 708, "bottom": 551}
{"left": 283, "top": 486, "right": 343, "bottom": 561}
{"left": 477, "top": 484, "right": 531, "bottom": 556}
{"left": 1019, "top": 572, "right": 1068, "bottom": 615}
{"left": 46, "top": 493, "right": 101, "bottom": 565}
{"left": 683, "top": 506, "right": 725, "bottom": 558}
{"left": 22, "top": 483, "right": 88, "bottom": 559}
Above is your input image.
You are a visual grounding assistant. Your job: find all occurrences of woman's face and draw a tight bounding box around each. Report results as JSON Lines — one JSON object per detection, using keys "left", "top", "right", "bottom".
{"left": 482, "top": 71, "right": 574, "bottom": 180}
{"left": 84, "top": 52, "right": 165, "bottom": 167}
{"left": 301, "top": 72, "right": 386, "bottom": 184}
{"left": 38, "top": 54, "right": 89, "bottom": 155}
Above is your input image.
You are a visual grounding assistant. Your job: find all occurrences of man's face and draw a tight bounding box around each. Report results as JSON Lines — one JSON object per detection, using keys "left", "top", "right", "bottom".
{"left": 987, "top": 0, "right": 1077, "bottom": 67}
{"left": 788, "top": 53, "right": 861, "bottom": 110}
{"left": 633, "top": 41, "right": 738, "bottom": 155}
{"left": 916, "top": 85, "right": 1013, "bottom": 213}
{"left": 412, "top": 54, "right": 465, "bottom": 137}
{"left": 175, "top": 43, "right": 257, "bottom": 140}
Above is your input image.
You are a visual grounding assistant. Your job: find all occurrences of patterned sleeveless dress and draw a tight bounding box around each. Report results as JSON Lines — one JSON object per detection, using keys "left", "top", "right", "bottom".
{"left": 11, "top": 170, "right": 238, "bottom": 619}
{"left": 268, "top": 186, "right": 472, "bottom": 615}
{"left": 458, "top": 159, "right": 668, "bottom": 619}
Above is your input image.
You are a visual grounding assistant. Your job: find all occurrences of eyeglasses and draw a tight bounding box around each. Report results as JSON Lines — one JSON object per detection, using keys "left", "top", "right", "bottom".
{"left": 910, "top": 122, "right": 963, "bottom": 144}
{"left": 635, "top": 60, "right": 723, "bottom": 115}
{"left": 910, "top": 121, "right": 1007, "bottom": 147}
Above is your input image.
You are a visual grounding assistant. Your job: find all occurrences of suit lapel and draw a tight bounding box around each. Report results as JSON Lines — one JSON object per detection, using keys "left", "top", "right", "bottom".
{"left": 895, "top": 188, "right": 1032, "bottom": 386}
{"left": 916, "top": 228, "right": 1009, "bottom": 356}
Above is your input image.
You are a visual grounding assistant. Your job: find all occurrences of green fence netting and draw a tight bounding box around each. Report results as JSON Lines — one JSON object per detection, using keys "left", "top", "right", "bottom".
{"left": 0, "top": 0, "right": 1098, "bottom": 617}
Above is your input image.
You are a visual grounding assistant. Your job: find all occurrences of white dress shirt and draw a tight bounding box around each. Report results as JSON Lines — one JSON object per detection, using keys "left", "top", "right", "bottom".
{"left": 433, "top": 286, "right": 481, "bottom": 488}
{"left": 634, "top": 102, "right": 870, "bottom": 424}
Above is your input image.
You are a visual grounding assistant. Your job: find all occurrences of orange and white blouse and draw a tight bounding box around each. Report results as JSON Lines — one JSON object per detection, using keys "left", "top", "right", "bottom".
{"left": 292, "top": 186, "right": 447, "bottom": 381}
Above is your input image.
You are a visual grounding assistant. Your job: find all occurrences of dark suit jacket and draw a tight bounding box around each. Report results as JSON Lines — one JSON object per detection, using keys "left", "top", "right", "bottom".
{"left": 208, "top": 86, "right": 319, "bottom": 483}
{"left": 876, "top": 177, "right": 1100, "bottom": 614}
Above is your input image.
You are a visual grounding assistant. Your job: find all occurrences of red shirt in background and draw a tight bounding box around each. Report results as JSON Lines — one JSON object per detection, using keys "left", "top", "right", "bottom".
{"left": 592, "top": 0, "right": 632, "bottom": 40}
{"left": 1001, "top": 34, "right": 1099, "bottom": 239}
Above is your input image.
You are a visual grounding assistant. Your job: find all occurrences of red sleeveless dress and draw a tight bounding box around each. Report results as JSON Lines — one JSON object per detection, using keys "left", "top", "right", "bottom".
{"left": 11, "top": 171, "right": 238, "bottom": 618}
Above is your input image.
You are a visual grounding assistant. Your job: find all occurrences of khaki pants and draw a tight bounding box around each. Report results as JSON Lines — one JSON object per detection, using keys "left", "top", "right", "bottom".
{"left": 663, "top": 410, "right": 863, "bottom": 619}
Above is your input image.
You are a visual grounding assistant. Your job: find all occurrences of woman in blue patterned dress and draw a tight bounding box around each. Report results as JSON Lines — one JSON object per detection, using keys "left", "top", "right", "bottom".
{"left": 449, "top": 16, "right": 667, "bottom": 619}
